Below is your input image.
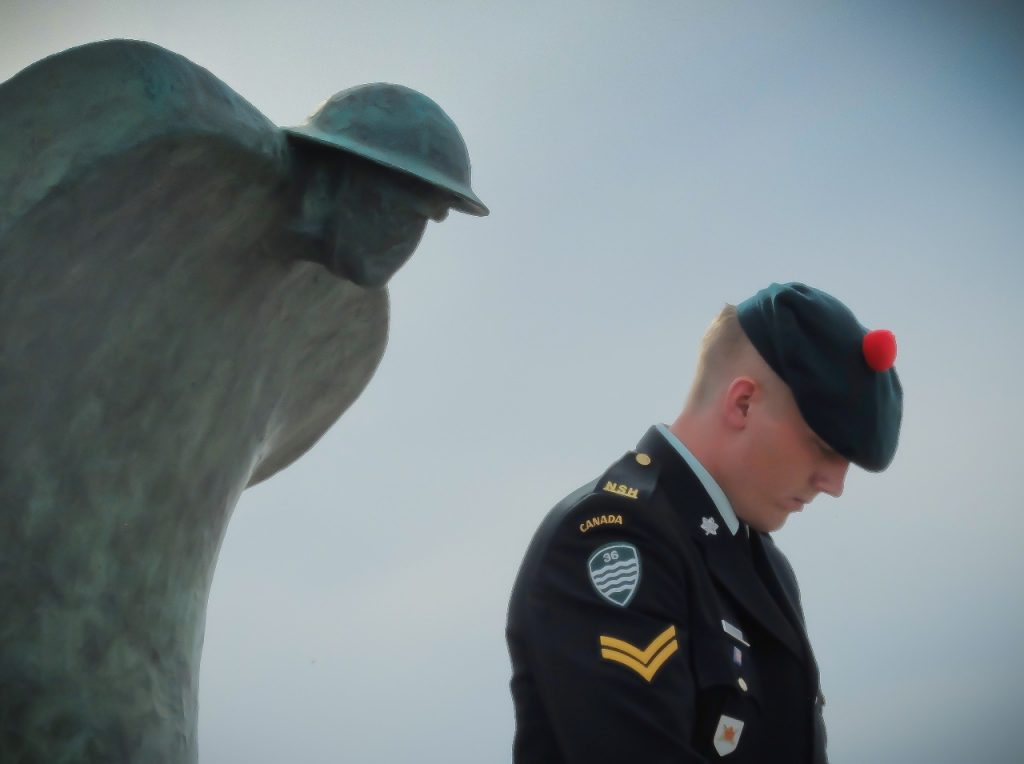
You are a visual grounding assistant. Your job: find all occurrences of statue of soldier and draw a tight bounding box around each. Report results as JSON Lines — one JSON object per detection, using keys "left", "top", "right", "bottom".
{"left": 0, "top": 39, "right": 487, "bottom": 763}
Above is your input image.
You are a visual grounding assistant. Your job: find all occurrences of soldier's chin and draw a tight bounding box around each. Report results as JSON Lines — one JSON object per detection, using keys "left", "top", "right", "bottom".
{"left": 764, "top": 511, "right": 791, "bottom": 533}
{"left": 745, "top": 509, "right": 788, "bottom": 534}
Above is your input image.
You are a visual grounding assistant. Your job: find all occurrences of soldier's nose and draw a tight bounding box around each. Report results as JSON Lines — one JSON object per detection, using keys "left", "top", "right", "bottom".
{"left": 815, "top": 459, "right": 850, "bottom": 498}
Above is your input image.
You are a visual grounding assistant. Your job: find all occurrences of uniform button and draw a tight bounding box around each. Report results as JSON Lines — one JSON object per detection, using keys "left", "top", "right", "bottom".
{"left": 738, "top": 678, "right": 748, "bottom": 692}
{"left": 635, "top": 453, "right": 652, "bottom": 466}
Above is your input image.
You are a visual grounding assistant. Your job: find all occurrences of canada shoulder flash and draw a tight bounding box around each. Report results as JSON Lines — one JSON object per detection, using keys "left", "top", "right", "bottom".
{"left": 579, "top": 514, "right": 624, "bottom": 533}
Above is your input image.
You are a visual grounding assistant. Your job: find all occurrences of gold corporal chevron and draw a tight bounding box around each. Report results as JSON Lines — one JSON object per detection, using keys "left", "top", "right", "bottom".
{"left": 599, "top": 625, "right": 679, "bottom": 682}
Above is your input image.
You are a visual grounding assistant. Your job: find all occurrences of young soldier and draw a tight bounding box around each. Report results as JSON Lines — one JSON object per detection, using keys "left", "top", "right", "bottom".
{"left": 507, "top": 282, "right": 902, "bottom": 763}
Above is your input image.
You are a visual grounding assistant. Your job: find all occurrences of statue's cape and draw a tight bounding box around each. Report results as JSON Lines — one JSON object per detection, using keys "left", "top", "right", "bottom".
{"left": 0, "top": 40, "right": 388, "bottom": 490}
{"left": 0, "top": 38, "right": 288, "bottom": 238}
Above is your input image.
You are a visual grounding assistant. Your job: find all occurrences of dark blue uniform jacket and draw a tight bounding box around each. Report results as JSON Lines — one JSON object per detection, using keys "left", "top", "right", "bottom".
{"left": 507, "top": 427, "right": 828, "bottom": 763}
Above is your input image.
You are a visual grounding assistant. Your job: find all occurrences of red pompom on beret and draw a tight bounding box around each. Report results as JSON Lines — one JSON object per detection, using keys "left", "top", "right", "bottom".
{"left": 862, "top": 329, "right": 897, "bottom": 372}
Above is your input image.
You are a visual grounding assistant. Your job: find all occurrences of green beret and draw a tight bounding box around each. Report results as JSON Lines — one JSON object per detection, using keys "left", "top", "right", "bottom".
{"left": 737, "top": 282, "right": 903, "bottom": 472}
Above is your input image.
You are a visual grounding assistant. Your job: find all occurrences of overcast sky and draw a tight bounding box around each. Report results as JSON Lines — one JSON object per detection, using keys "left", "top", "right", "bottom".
{"left": 3, "top": 1, "right": 1023, "bottom": 762}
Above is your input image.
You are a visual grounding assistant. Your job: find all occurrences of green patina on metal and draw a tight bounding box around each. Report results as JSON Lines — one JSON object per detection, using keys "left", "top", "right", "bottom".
{"left": 285, "top": 83, "right": 489, "bottom": 217}
{"left": 0, "top": 39, "right": 486, "bottom": 763}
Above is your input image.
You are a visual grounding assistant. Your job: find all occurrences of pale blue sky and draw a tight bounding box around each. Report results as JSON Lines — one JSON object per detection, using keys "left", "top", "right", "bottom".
{"left": 3, "top": 1, "right": 1022, "bottom": 762}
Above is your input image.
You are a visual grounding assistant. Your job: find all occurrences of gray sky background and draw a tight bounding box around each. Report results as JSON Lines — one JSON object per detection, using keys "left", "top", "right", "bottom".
{"left": 3, "top": 1, "right": 1023, "bottom": 762}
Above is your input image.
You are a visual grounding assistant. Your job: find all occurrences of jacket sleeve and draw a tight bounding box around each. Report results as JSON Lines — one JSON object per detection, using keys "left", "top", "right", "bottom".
{"left": 514, "top": 491, "right": 710, "bottom": 763}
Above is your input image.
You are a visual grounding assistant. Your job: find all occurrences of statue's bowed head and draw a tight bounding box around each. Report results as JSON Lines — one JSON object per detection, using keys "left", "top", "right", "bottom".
{"left": 285, "top": 83, "right": 488, "bottom": 288}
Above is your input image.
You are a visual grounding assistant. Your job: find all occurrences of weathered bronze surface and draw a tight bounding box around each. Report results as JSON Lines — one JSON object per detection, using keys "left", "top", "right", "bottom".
{"left": 0, "top": 39, "right": 485, "bottom": 763}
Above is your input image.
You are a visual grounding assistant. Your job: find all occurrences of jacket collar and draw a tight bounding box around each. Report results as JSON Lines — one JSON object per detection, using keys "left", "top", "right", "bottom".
{"left": 654, "top": 423, "right": 740, "bottom": 535}
{"left": 636, "top": 426, "right": 807, "bottom": 661}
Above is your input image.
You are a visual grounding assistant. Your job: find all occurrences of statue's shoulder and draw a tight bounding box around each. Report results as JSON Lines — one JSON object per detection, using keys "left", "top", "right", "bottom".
{"left": 0, "top": 39, "right": 287, "bottom": 235}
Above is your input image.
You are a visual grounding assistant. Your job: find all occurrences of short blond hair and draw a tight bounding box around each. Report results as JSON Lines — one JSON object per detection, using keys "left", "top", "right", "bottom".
{"left": 687, "top": 304, "right": 756, "bottom": 408}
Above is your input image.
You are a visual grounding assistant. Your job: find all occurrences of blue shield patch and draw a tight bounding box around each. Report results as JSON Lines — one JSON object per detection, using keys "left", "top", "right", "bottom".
{"left": 587, "top": 542, "right": 641, "bottom": 607}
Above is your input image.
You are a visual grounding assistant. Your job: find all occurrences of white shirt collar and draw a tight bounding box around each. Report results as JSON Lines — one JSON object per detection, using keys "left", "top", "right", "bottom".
{"left": 655, "top": 423, "right": 741, "bottom": 535}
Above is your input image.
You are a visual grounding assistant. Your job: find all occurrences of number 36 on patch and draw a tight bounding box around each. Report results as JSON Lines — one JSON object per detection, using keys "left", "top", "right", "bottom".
{"left": 587, "top": 542, "right": 641, "bottom": 607}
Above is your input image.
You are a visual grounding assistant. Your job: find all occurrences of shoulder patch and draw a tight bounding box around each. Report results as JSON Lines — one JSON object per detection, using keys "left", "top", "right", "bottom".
{"left": 587, "top": 542, "right": 641, "bottom": 607}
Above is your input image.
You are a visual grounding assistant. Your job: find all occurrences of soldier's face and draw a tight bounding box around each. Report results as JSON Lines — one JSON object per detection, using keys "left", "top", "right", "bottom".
{"left": 328, "top": 168, "right": 450, "bottom": 288}
{"left": 728, "top": 384, "right": 851, "bottom": 533}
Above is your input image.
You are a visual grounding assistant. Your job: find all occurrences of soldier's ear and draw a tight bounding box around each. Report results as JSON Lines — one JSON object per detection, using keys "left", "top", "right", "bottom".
{"left": 722, "top": 377, "right": 756, "bottom": 430}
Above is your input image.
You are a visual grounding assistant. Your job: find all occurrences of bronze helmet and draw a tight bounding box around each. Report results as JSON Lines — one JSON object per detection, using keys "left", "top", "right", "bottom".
{"left": 284, "top": 83, "right": 488, "bottom": 216}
